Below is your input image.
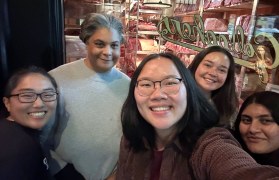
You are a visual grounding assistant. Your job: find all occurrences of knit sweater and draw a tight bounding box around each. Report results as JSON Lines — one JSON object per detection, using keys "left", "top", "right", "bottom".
{"left": 251, "top": 149, "right": 279, "bottom": 167}
{"left": 48, "top": 59, "right": 130, "bottom": 179}
{"left": 116, "top": 127, "right": 279, "bottom": 180}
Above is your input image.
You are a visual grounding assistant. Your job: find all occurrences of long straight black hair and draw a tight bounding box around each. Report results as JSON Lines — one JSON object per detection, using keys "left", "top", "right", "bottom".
{"left": 121, "top": 52, "right": 219, "bottom": 153}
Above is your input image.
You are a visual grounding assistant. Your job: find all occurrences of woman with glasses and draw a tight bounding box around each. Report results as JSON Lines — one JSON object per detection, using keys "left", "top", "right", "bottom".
{"left": 116, "top": 53, "right": 279, "bottom": 180}
{"left": 188, "top": 46, "right": 238, "bottom": 127}
{"left": 0, "top": 66, "right": 58, "bottom": 180}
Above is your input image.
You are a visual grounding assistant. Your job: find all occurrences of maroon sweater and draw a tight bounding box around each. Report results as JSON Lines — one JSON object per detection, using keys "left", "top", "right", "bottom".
{"left": 116, "top": 127, "right": 279, "bottom": 180}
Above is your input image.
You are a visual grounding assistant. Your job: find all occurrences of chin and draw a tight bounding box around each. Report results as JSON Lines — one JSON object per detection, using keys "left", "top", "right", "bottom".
{"left": 248, "top": 147, "right": 267, "bottom": 154}
{"left": 29, "top": 122, "right": 46, "bottom": 130}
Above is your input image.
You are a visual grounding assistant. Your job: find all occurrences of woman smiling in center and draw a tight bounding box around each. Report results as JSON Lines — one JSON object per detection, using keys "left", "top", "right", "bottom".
{"left": 134, "top": 57, "right": 186, "bottom": 150}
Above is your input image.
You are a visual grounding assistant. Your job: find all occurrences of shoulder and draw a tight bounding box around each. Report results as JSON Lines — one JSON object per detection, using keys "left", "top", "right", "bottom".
{"left": 119, "top": 136, "right": 137, "bottom": 158}
{"left": 0, "top": 119, "right": 24, "bottom": 137}
{"left": 0, "top": 120, "right": 37, "bottom": 144}
{"left": 112, "top": 68, "right": 131, "bottom": 82}
{"left": 49, "top": 59, "right": 92, "bottom": 87}
{"left": 0, "top": 120, "right": 39, "bottom": 158}
{"left": 120, "top": 136, "right": 131, "bottom": 150}
{"left": 191, "top": 127, "right": 243, "bottom": 165}
{"left": 200, "top": 127, "right": 238, "bottom": 143}
{"left": 193, "top": 127, "right": 241, "bottom": 154}
{"left": 0, "top": 120, "right": 48, "bottom": 179}
{"left": 49, "top": 59, "right": 84, "bottom": 77}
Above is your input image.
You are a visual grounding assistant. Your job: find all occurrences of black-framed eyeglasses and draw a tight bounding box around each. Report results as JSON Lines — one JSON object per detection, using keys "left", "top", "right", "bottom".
{"left": 136, "top": 77, "right": 183, "bottom": 97}
{"left": 8, "top": 92, "right": 58, "bottom": 103}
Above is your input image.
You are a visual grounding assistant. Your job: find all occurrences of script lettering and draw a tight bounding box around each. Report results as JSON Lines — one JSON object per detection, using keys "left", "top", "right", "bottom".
{"left": 157, "top": 15, "right": 279, "bottom": 83}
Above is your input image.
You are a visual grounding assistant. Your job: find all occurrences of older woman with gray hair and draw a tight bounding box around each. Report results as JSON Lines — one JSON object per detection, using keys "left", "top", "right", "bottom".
{"left": 47, "top": 13, "right": 130, "bottom": 179}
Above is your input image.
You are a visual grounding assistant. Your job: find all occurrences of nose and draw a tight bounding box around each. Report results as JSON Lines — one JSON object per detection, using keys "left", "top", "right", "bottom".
{"left": 33, "top": 96, "right": 45, "bottom": 107}
{"left": 150, "top": 83, "right": 167, "bottom": 99}
{"left": 208, "top": 67, "right": 218, "bottom": 77}
{"left": 248, "top": 120, "right": 261, "bottom": 133}
{"left": 103, "top": 45, "right": 112, "bottom": 55}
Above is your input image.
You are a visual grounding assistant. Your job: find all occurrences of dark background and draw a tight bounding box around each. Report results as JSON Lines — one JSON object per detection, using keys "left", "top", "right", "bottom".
{"left": 0, "top": 0, "right": 65, "bottom": 116}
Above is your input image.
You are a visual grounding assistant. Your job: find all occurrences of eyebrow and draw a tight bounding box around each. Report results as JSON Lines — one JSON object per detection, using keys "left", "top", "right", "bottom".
{"left": 241, "top": 114, "right": 272, "bottom": 118}
{"left": 203, "top": 59, "right": 212, "bottom": 63}
{"left": 204, "top": 59, "right": 229, "bottom": 69}
{"left": 138, "top": 75, "right": 180, "bottom": 81}
{"left": 16, "top": 88, "right": 56, "bottom": 92}
{"left": 219, "top": 66, "right": 229, "bottom": 69}
{"left": 93, "top": 39, "right": 120, "bottom": 43}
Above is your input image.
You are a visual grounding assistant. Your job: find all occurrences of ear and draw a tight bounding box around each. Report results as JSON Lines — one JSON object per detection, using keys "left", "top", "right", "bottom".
{"left": 3, "top": 97, "right": 11, "bottom": 112}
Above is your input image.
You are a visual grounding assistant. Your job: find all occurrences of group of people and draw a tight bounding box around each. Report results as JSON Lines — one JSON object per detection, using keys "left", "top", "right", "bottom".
{"left": 0, "top": 13, "right": 279, "bottom": 180}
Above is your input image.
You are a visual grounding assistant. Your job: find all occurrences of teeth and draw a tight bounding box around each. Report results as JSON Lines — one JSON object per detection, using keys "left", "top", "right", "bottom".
{"left": 29, "top": 112, "right": 46, "bottom": 118}
{"left": 152, "top": 107, "right": 170, "bottom": 111}
{"left": 204, "top": 78, "right": 215, "bottom": 83}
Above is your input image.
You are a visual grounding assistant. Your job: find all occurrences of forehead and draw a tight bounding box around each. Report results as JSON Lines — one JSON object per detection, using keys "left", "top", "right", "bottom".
{"left": 89, "top": 27, "right": 120, "bottom": 42}
{"left": 202, "top": 52, "right": 230, "bottom": 66}
{"left": 138, "top": 57, "right": 180, "bottom": 79}
{"left": 242, "top": 103, "right": 271, "bottom": 115}
{"left": 13, "top": 73, "right": 54, "bottom": 91}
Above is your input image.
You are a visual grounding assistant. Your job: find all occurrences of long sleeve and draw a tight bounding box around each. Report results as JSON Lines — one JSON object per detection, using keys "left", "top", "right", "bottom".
{"left": 191, "top": 127, "right": 279, "bottom": 180}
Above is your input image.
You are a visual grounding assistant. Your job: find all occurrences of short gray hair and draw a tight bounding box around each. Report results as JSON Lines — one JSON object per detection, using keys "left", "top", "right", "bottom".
{"left": 79, "top": 13, "right": 124, "bottom": 44}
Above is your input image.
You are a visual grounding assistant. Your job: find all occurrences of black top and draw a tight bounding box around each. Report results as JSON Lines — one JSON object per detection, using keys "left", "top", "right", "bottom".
{"left": 0, "top": 118, "right": 49, "bottom": 180}
{"left": 251, "top": 149, "right": 279, "bottom": 167}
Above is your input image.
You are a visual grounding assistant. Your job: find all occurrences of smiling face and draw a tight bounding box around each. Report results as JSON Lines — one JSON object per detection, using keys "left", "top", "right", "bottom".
{"left": 239, "top": 103, "right": 279, "bottom": 154}
{"left": 3, "top": 73, "right": 57, "bottom": 129}
{"left": 134, "top": 57, "right": 187, "bottom": 138}
{"left": 84, "top": 27, "right": 121, "bottom": 73}
{"left": 194, "top": 52, "right": 230, "bottom": 97}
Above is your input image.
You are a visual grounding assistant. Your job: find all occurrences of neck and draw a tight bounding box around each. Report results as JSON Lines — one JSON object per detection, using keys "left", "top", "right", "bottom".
{"left": 84, "top": 58, "right": 112, "bottom": 74}
{"left": 254, "top": 149, "right": 279, "bottom": 166}
{"left": 202, "top": 89, "right": 212, "bottom": 100}
{"left": 155, "top": 129, "right": 176, "bottom": 151}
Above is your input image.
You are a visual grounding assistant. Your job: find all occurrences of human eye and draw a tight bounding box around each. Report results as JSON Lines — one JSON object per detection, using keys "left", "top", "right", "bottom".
{"left": 240, "top": 116, "right": 252, "bottom": 124}
{"left": 138, "top": 80, "right": 153, "bottom": 88}
{"left": 218, "top": 67, "right": 228, "bottom": 74}
{"left": 219, "top": 68, "right": 227, "bottom": 73}
{"left": 94, "top": 41, "right": 105, "bottom": 48}
{"left": 42, "top": 92, "right": 56, "bottom": 97}
{"left": 19, "top": 93, "right": 35, "bottom": 100}
{"left": 40, "top": 92, "right": 57, "bottom": 101}
{"left": 203, "top": 62, "right": 212, "bottom": 68}
{"left": 111, "top": 43, "right": 120, "bottom": 49}
{"left": 163, "top": 78, "right": 180, "bottom": 86}
{"left": 259, "top": 118, "right": 275, "bottom": 125}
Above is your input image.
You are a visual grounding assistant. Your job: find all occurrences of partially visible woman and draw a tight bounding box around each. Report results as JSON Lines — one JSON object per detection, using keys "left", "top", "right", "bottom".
{"left": 233, "top": 91, "right": 279, "bottom": 167}
{"left": 0, "top": 66, "right": 58, "bottom": 180}
{"left": 116, "top": 53, "right": 279, "bottom": 180}
{"left": 188, "top": 46, "right": 238, "bottom": 127}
